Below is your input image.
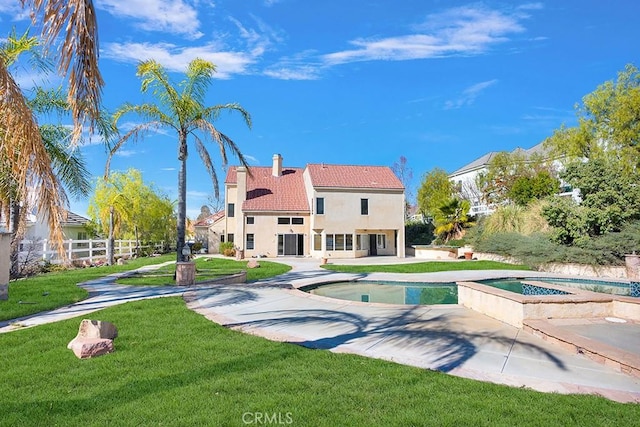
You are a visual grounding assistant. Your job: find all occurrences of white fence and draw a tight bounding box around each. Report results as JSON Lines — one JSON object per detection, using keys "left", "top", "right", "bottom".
{"left": 18, "top": 239, "right": 167, "bottom": 265}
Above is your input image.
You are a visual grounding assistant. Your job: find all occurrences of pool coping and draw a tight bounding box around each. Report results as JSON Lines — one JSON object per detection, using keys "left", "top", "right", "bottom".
{"left": 524, "top": 318, "right": 640, "bottom": 379}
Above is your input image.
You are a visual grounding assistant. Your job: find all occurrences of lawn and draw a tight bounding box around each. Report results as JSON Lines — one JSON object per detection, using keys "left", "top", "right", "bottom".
{"left": 1, "top": 254, "right": 174, "bottom": 322}
{"left": 115, "top": 256, "right": 292, "bottom": 286}
{"left": 0, "top": 297, "right": 636, "bottom": 426}
{"left": 323, "top": 260, "right": 531, "bottom": 274}
{"left": 1, "top": 255, "right": 291, "bottom": 322}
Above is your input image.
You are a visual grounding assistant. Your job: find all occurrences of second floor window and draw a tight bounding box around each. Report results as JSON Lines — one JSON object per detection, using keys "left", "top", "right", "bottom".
{"left": 228, "top": 203, "right": 235, "bottom": 217}
{"left": 246, "top": 216, "right": 254, "bottom": 224}
{"left": 361, "top": 198, "right": 368, "bottom": 215}
{"left": 316, "top": 197, "right": 324, "bottom": 215}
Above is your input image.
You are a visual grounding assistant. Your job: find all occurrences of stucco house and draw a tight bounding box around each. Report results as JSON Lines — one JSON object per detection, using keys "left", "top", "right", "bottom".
{"left": 448, "top": 142, "right": 578, "bottom": 216}
{"left": 211, "top": 154, "right": 405, "bottom": 259}
{"left": 193, "top": 210, "right": 225, "bottom": 254}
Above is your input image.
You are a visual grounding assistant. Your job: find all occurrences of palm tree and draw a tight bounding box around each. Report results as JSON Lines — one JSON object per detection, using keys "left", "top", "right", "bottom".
{"left": 107, "top": 59, "right": 252, "bottom": 264}
{"left": 1, "top": 0, "right": 103, "bottom": 248}
{"left": 0, "top": 31, "right": 95, "bottom": 248}
{"left": 434, "top": 198, "right": 475, "bottom": 243}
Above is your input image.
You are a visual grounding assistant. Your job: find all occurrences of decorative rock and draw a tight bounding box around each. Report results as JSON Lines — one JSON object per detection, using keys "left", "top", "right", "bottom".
{"left": 68, "top": 319, "right": 118, "bottom": 359}
{"left": 116, "top": 257, "right": 126, "bottom": 265}
{"left": 68, "top": 338, "right": 114, "bottom": 359}
{"left": 247, "top": 259, "right": 260, "bottom": 269}
{"left": 72, "top": 319, "right": 118, "bottom": 341}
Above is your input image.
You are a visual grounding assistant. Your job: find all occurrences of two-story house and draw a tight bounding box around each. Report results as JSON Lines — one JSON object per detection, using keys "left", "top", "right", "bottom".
{"left": 211, "top": 154, "right": 405, "bottom": 259}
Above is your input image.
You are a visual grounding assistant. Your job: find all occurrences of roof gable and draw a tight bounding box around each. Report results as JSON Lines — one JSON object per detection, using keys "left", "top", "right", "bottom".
{"left": 194, "top": 210, "right": 225, "bottom": 227}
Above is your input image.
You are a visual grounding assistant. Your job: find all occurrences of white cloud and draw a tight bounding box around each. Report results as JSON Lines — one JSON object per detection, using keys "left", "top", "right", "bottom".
{"left": 102, "top": 42, "right": 256, "bottom": 78}
{"left": 161, "top": 167, "right": 177, "bottom": 171}
{"left": 445, "top": 79, "right": 498, "bottom": 109}
{"left": 115, "top": 149, "right": 139, "bottom": 157}
{"left": 98, "top": 0, "right": 203, "bottom": 39}
{"left": 0, "top": 3, "right": 29, "bottom": 20}
{"left": 322, "top": 5, "right": 533, "bottom": 65}
{"left": 187, "top": 190, "right": 210, "bottom": 199}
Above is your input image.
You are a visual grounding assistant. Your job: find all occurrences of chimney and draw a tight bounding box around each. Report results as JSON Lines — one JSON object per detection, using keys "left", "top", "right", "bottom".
{"left": 236, "top": 166, "right": 247, "bottom": 206}
{"left": 272, "top": 153, "right": 283, "bottom": 177}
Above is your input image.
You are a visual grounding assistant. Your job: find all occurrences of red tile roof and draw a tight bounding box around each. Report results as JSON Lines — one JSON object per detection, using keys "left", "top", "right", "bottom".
{"left": 226, "top": 167, "right": 310, "bottom": 212}
{"left": 306, "top": 164, "right": 404, "bottom": 189}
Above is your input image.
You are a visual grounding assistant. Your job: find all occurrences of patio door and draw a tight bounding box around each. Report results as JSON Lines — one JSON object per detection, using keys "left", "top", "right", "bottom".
{"left": 278, "top": 234, "right": 304, "bottom": 256}
{"left": 369, "top": 234, "right": 377, "bottom": 256}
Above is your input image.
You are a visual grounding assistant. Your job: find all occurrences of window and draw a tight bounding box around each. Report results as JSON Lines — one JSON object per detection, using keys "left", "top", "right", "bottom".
{"left": 228, "top": 203, "right": 235, "bottom": 217}
{"left": 246, "top": 234, "right": 254, "bottom": 250}
{"left": 313, "top": 233, "right": 322, "bottom": 251}
{"left": 356, "top": 234, "right": 362, "bottom": 250}
{"left": 377, "top": 234, "right": 386, "bottom": 249}
{"left": 292, "top": 217, "right": 304, "bottom": 225}
{"left": 361, "top": 198, "right": 368, "bottom": 215}
{"left": 221, "top": 234, "right": 225, "bottom": 243}
{"left": 316, "top": 197, "right": 324, "bottom": 215}
{"left": 246, "top": 217, "right": 254, "bottom": 225}
{"left": 325, "top": 234, "right": 334, "bottom": 251}
{"left": 325, "top": 234, "right": 353, "bottom": 251}
{"left": 278, "top": 217, "right": 291, "bottom": 225}
{"left": 227, "top": 233, "right": 234, "bottom": 243}
{"left": 77, "top": 231, "right": 87, "bottom": 240}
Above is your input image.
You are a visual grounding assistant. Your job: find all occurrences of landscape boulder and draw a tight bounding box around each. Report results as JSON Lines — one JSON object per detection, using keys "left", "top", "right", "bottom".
{"left": 67, "top": 319, "right": 118, "bottom": 359}
{"left": 247, "top": 259, "right": 260, "bottom": 269}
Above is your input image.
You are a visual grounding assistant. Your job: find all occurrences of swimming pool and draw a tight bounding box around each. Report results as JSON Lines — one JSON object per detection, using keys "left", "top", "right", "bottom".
{"left": 305, "top": 281, "right": 458, "bottom": 305}
{"left": 477, "top": 277, "right": 633, "bottom": 296}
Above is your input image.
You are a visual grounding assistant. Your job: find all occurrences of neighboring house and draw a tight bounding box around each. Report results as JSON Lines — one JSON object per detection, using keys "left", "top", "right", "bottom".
{"left": 193, "top": 210, "right": 225, "bottom": 253}
{"left": 218, "top": 154, "right": 405, "bottom": 259}
{"left": 23, "top": 209, "right": 91, "bottom": 242}
{"left": 448, "top": 142, "right": 578, "bottom": 216}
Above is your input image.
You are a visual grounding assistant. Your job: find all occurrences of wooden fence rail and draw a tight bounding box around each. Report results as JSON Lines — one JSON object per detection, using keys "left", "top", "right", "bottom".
{"left": 18, "top": 239, "right": 167, "bottom": 265}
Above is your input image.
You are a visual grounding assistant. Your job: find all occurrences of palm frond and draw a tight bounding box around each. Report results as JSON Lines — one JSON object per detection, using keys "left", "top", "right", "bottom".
{"left": 204, "top": 103, "right": 252, "bottom": 129}
{"left": 183, "top": 58, "right": 216, "bottom": 103}
{"left": 24, "top": 0, "right": 104, "bottom": 145}
{"left": 0, "top": 57, "right": 67, "bottom": 248}
{"left": 137, "top": 60, "right": 180, "bottom": 113}
{"left": 105, "top": 121, "right": 164, "bottom": 176}
{"left": 40, "top": 127, "right": 91, "bottom": 198}
{"left": 195, "top": 119, "right": 252, "bottom": 177}
{"left": 194, "top": 137, "right": 219, "bottom": 199}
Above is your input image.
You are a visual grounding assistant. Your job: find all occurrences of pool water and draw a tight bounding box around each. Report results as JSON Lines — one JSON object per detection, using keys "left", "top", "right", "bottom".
{"left": 477, "top": 278, "right": 632, "bottom": 296}
{"left": 307, "top": 281, "right": 458, "bottom": 305}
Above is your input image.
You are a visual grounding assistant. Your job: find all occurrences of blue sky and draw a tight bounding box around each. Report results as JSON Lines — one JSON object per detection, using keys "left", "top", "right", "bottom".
{"left": 2, "top": 1, "right": 639, "bottom": 219}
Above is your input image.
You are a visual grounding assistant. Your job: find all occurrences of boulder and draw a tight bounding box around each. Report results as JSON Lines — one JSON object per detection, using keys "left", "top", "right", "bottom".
{"left": 68, "top": 319, "right": 118, "bottom": 359}
{"left": 72, "top": 319, "right": 118, "bottom": 341}
{"left": 68, "top": 338, "right": 114, "bottom": 359}
{"left": 247, "top": 259, "right": 260, "bottom": 269}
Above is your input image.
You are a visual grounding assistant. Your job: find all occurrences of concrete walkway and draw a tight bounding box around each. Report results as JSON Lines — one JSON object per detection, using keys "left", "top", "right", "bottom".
{"left": 2, "top": 256, "right": 639, "bottom": 403}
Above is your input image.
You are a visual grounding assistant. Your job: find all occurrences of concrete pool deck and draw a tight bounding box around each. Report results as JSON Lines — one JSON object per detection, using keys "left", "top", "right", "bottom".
{"left": 185, "top": 256, "right": 640, "bottom": 403}
{"left": 2, "top": 256, "right": 639, "bottom": 403}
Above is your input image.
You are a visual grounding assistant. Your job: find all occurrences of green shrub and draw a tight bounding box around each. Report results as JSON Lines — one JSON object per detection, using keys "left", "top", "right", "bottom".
{"left": 219, "top": 242, "right": 235, "bottom": 257}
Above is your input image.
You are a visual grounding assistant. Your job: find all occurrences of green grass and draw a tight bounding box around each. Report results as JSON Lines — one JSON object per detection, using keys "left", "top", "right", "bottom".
{"left": 0, "top": 254, "right": 174, "bottom": 321}
{"left": 322, "top": 260, "right": 531, "bottom": 274}
{"left": 115, "top": 257, "right": 292, "bottom": 286}
{"left": 0, "top": 297, "right": 636, "bottom": 426}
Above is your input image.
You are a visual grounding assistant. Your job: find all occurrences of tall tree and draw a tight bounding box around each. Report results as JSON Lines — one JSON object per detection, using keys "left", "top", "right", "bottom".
{"left": 417, "top": 168, "right": 454, "bottom": 221}
{"left": 1, "top": 1, "right": 103, "bottom": 244}
{"left": 0, "top": 31, "right": 94, "bottom": 251}
{"left": 391, "top": 155, "right": 414, "bottom": 217}
{"left": 107, "top": 59, "right": 252, "bottom": 264}
{"left": 88, "top": 169, "right": 176, "bottom": 244}
{"left": 544, "top": 63, "right": 640, "bottom": 168}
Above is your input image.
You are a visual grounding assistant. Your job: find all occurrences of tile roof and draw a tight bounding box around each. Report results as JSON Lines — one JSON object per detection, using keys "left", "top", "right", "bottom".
{"left": 449, "top": 142, "right": 549, "bottom": 176}
{"left": 226, "top": 167, "right": 310, "bottom": 212}
{"left": 306, "top": 164, "right": 404, "bottom": 189}
{"left": 193, "top": 210, "right": 225, "bottom": 227}
{"left": 62, "top": 210, "right": 90, "bottom": 226}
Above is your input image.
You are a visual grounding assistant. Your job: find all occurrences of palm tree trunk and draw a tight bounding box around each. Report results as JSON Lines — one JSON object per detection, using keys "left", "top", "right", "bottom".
{"left": 176, "top": 138, "right": 188, "bottom": 263}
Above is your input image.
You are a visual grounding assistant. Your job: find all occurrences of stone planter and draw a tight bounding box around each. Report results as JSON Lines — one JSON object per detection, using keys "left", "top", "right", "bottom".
{"left": 176, "top": 261, "right": 196, "bottom": 286}
{"left": 464, "top": 252, "right": 473, "bottom": 260}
